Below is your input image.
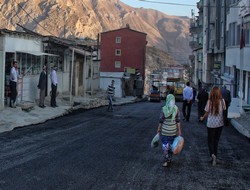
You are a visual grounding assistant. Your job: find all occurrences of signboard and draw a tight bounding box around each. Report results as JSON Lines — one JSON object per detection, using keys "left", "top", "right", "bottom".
{"left": 124, "top": 67, "right": 135, "bottom": 74}
{"left": 214, "top": 61, "right": 221, "bottom": 69}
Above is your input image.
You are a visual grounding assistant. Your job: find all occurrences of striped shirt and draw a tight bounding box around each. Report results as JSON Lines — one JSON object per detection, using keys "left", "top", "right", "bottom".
{"left": 107, "top": 85, "right": 115, "bottom": 96}
{"left": 159, "top": 109, "right": 180, "bottom": 136}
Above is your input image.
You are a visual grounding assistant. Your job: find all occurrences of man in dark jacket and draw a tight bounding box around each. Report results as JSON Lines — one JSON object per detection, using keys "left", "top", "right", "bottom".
{"left": 37, "top": 65, "right": 47, "bottom": 108}
{"left": 197, "top": 87, "right": 209, "bottom": 122}
{"left": 221, "top": 85, "right": 231, "bottom": 126}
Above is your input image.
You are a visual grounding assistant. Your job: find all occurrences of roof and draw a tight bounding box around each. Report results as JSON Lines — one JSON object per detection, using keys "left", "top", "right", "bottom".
{"left": 101, "top": 26, "right": 147, "bottom": 36}
{"left": 42, "top": 36, "right": 97, "bottom": 52}
{"left": 0, "top": 28, "right": 41, "bottom": 38}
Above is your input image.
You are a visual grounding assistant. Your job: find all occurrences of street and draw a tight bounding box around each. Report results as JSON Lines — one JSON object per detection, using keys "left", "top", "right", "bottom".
{"left": 0, "top": 101, "right": 249, "bottom": 190}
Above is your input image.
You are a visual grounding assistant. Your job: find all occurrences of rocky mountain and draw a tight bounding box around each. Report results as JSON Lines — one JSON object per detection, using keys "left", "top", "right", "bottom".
{"left": 0, "top": 0, "right": 191, "bottom": 65}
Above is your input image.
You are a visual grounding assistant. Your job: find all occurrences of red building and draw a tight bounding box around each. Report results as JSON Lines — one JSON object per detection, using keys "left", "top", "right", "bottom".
{"left": 99, "top": 25, "right": 147, "bottom": 97}
{"left": 100, "top": 25, "right": 147, "bottom": 79}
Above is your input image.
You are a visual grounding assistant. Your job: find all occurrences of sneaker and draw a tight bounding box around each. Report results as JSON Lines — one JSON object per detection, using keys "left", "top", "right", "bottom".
{"left": 212, "top": 154, "right": 216, "bottom": 166}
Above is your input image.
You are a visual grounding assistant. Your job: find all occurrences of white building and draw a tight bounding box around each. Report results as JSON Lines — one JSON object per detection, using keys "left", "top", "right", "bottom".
{"left": 225, "top": 0, "right": 250, "bottom": 103}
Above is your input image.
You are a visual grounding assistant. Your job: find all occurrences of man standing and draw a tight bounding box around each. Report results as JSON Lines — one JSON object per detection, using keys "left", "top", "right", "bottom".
{"left": 197, "top": 87, "right": 209, "bottom": 122}
{"left": 107, "top": 80, "right": 115, "bottom": 112}
{"left": 182, "top": 81, "right": 193, "bottom": 122}
{"left": 50, "top": 65, "right": 58, "bottom": 108}
{"left": 221, "top": 85, "right": 231, "bottom": 126}
{"left": 37, "top": 65, "right": 47, "bottom": 108}
{"left": 9, "top": 61, "right": 19, "bottom": 108}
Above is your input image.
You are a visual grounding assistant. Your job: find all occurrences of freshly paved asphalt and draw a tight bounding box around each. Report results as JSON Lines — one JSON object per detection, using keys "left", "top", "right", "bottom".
{"left": 0, "top": 95, "right": 249, "bottom": 138}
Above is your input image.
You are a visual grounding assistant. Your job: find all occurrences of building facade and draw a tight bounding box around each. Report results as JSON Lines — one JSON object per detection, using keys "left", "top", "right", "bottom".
{"left": 100, "top": 25, "right": 147, "bottom": 97}
{"left": 0, "top": 29, "right": 98, "bottom": 110}
{"left": 190, "top": 0, "right": 250, "bottom": 104}
{"left": 225, "top": 0, "right": 250, "bottom": 103}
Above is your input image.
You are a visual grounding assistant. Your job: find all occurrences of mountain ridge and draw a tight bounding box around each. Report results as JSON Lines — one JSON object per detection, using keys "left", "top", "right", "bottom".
{"left": 0, "top": 0, "right": 191, "bottom": 65}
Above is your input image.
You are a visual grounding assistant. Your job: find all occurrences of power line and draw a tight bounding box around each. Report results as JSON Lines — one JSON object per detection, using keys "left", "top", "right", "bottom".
{"left": 14, "top": 1, "right": 57, "bottom": 36}
{"left": 138, "top": 0, "right": 248, "bottom": 8}
{"left": 138, "top": 0, "right": 195, "bottom": 7}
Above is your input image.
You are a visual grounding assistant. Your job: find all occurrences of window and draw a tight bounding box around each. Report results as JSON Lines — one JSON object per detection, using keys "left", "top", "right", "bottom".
{"left": 115, "top": 49, "right": 121, "bottom": 56}
{"left": 115, "top": 61, "right": 121, "bottom": 68}
{"left": 246, "top": 22, "right": 250, "bottom": 45}
{"left": 115, "top": 37, "right": 121, "bottom": 43}
{"left": 228, "top": 22, "right": 237, "bottom": 46}
{"left": 237, "top": 24, "right": 240, "bottom": 46}
{"left": 16, "top": 53, "right": 42, "bottom": 75}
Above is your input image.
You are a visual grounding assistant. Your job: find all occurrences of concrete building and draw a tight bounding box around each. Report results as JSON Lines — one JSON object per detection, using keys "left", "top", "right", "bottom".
{"left": 190, "top": 0, "right": 227, "bottom": 88}
{"left": 0, "top": 29, "right": 99, "bottom": 110}
{"left": 225, "top": 0, "right": 250, "bottom": 103}
{"left": 190, "top": 0, "right": 250, "bottom": 105}
{"left": 100, "top": 25, "right": 147, "bottom": 98}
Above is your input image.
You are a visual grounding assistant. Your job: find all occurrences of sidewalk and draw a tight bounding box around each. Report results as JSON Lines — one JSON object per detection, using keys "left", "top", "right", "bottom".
{"left": 0, "top": 91, "right": 139, "bottom": 133}
{"left": 228, "top": 98, "right": 250, "bottom": 138}
{"left": 0, "top": 95, "right": 249, "bottom": 139}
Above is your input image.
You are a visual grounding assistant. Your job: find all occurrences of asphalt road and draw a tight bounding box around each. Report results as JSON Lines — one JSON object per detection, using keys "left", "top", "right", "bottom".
{"left": 0, "top": 101, "right": 249, "bottom": 190}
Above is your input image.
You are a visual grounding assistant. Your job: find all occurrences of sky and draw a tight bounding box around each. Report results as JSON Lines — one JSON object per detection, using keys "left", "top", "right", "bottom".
{"left": 120, "top": 0, "right": 198, "bottom": 17}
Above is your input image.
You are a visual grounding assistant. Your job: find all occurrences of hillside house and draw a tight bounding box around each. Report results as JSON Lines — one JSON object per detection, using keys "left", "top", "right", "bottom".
{"left": 100, "top": 25, "right": 147, "bottom": 97}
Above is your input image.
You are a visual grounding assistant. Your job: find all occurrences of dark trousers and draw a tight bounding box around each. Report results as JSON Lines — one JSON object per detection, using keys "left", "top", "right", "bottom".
{"left": 224, "top": 100, "right": 230, "bottom": 126}
{"left": 207, "top": 126, "right": 223, "bottom": 157}
{"left": 107, "top": 95, "right": 113, "bottom": 111}
{"left": 9, "top": 80, "right": 17, "bottom": 106}
{"left": 198, "top": 102, "right": 206, "bottom": 119}
{"left": 50, "top": 84, "right": 57, "bottom": 107}
{"left": 182, "top": 100, "right": 192, "bottom": 121}
{"left": 39, "top": 89, "right": 46, "bottom": 106}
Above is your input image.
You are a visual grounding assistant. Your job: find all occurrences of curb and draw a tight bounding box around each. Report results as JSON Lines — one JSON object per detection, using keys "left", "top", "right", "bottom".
{"left": 231, "top": 119, "right": 250, "bottom": 138}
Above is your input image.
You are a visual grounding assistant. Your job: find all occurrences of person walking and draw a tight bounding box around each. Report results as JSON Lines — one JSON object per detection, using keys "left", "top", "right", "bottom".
{"left": 157, "top": 94, "right": 182, "bottom": 167}
{"left": 37, "top": 65, "right": 47, "bottom": 108}
{"left": 221, "top": 85, "right": 231, "bottom": 126}
{"left": 182, "top": 81, "right": 193, "bottom": 122}
{"left": 121, "top": 77, "right": 126, "bottom": 98}
{"left": 50, "top": 65, "right": 58, "bottom": 108}
{"left": 200, "top": 86, "right": 226, "bottom": 166}
{"left": 9, "top": 61, "right": 19, "bottom": 108}
{"left": 197, "top": 87, "right": 209, "bottom": 122}
{"left": 192, "top": 86, "right": 197, "bottom": 106}
{"left": 107, "top": 80, "right": 115, "bottom": 112}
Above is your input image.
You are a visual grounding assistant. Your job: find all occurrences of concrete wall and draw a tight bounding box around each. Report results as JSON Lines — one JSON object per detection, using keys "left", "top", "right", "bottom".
{"left": 100, "top": 72, "right": 124, "bottom": 98}
{"left": 4, "top": 35, "right": 42, "bottom": 52}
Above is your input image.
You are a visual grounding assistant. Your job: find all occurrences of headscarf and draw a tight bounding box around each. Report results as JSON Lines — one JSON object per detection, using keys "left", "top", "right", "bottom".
{"left": 162, "top": 94, "right": 178, "bottom": 121}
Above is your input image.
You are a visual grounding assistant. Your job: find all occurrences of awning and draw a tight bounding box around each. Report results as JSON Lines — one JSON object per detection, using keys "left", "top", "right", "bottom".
{"left": 17, "top": 51, "right": 59, "bottom": 56}
{"left": 69, "top": 47, "right": 92, "bottom": 56}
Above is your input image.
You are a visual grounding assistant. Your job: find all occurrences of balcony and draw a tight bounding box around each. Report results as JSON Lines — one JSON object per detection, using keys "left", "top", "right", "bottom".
{"left": 197, "top": 0, "right": 203, "bottom": 10}
{"left": 189, "top": 41, "right": 202, "bottom": 50}
{"left": 189, "top": 25, "right": 203, "bottom": 34}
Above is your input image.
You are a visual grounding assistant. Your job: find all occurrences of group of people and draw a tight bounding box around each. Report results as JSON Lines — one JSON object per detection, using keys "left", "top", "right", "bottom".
{"left": 156, "top": 81, "right": 231, "bottom": 167}
{"left": 9, "top": 61, "right": 59, "bottom": 109}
